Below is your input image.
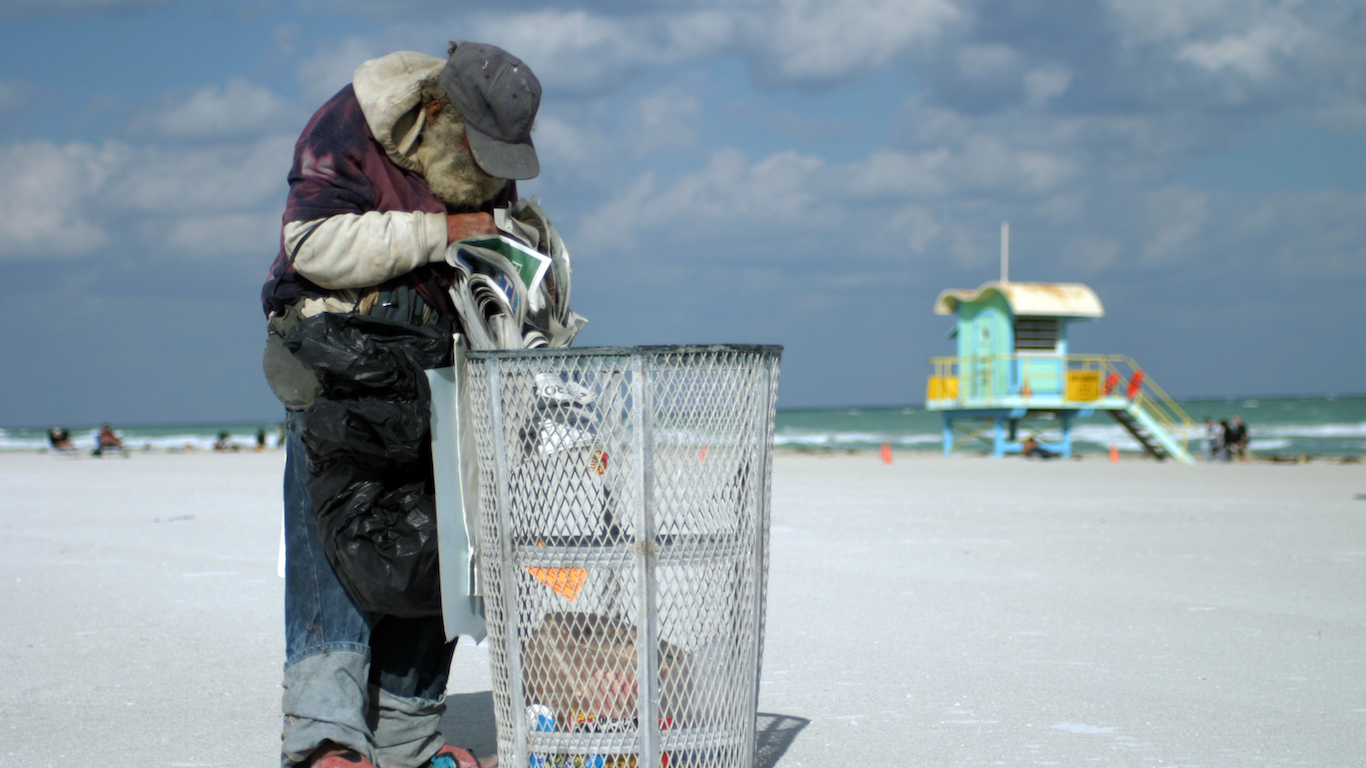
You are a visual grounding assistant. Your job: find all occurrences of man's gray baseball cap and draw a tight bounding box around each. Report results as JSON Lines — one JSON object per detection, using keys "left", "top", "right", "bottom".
{"left": 440, "top": 43, "right": 541, "bottom": 180}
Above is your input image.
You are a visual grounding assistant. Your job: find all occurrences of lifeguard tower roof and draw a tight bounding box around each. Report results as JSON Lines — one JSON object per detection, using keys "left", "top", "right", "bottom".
{"left": 934, "top": 281, "right": 1104, "bottom": 318}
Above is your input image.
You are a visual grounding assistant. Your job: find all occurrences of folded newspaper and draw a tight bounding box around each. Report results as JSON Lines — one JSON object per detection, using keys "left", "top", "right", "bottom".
{"left": 443, "top": 198, "right": 587, "bottom": 350}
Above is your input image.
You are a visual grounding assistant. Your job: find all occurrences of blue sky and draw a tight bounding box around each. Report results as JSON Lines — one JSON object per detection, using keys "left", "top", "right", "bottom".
{"left": 1, "top": 0, "right": 1363, "bottom": 426}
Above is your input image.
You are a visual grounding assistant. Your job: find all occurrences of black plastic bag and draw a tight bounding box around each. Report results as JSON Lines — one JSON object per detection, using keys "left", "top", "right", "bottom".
{"left": 284, "top": 311, "right": 455, "bottom": 617}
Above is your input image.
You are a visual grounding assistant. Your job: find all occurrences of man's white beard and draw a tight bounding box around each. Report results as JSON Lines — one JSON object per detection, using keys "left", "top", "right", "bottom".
{"left": 412, "top": 109, "right": 507, "bottom": 208}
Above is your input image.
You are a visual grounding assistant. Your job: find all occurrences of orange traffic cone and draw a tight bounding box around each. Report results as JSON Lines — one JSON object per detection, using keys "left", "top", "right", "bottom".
{"left": 881, "top": 443, "right": 893, "bottom": 464}
{"left": 1109, "top": 444, "right": 1119, "bottom": 463}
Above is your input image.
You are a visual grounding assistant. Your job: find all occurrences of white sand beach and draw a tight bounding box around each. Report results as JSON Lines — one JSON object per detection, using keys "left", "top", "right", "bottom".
{"left": 2, "top": 449, "right": 1363, "bottom": 767}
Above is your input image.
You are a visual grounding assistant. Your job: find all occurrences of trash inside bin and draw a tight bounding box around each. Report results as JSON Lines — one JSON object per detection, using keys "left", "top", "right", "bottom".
{"left": 523, "top": 612, "right": 692, "bottom": 725}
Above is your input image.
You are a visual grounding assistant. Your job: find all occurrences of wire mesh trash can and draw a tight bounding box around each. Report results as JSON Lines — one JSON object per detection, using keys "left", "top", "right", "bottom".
{"left": 463, "top": 345, "right": 782, "bottom": 768}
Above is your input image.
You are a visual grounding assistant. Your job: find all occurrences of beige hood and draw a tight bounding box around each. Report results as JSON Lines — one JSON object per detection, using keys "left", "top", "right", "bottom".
{"left": 353, "top": 51, "right": 445, "bottom": 161}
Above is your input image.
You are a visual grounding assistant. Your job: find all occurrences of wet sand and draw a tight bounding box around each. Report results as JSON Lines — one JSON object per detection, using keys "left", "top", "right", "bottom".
{"left": 1, "top": 450, "right": 1363, "bottom": 767}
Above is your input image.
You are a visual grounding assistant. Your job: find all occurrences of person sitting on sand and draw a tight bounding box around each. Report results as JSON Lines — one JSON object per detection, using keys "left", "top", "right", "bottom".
{"left": 213, "top": 431, "right": 238, "bottom": 452}
{"left": 1021, "top": 436, "right": 1056, "bottom": 459}
{"left": 93, "top": 424, "right": 124, "bottom": 457}
{"left": 48, "top": 427, "right": 75, "bottom": 452}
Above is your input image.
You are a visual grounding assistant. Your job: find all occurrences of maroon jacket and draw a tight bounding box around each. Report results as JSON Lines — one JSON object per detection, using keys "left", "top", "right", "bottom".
{"left": 261, "top": 84, "right": 514, "bottom": 317}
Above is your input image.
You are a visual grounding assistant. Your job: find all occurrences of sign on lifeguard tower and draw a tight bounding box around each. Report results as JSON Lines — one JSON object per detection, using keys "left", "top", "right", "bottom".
{"left": 926, "top": 223, "right": 1194, "bottom": 462}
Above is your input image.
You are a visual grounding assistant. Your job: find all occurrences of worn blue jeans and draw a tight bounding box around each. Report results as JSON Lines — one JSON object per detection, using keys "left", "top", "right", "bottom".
{"left": 281, "top": 411, "right": 457, "bottom": 768}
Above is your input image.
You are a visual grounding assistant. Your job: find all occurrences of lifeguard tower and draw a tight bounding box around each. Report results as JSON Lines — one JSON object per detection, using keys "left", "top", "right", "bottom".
{"left": 925, "top": 223, "right": 1194, "bottom": 462}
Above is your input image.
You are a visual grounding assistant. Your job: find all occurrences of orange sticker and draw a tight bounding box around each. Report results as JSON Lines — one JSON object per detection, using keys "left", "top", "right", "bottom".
{"left": 526, "top": 566, "right": 589, "bottom": 601}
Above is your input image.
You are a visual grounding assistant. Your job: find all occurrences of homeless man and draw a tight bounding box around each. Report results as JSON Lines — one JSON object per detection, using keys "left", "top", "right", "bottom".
{"left": 261, "top": 42, "right": 541, "bottom": 768}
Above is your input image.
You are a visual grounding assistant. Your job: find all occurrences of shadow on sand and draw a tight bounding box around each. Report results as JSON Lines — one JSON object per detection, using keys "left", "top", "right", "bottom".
{"left": 753, "top": 713, "right": 809, "bottom": 768}
{"left": 441, "top": 695, "right": 808, "bottom": 767}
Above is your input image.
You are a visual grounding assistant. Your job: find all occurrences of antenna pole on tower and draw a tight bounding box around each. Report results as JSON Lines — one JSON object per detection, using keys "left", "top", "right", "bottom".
{"left": 1000, "top": 221, "right": 1010, "bottom": 283}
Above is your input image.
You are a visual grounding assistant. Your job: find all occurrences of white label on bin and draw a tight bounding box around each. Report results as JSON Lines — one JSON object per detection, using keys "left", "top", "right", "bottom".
{"left": 534, "top": 373, "right": 595, "bottom": 404}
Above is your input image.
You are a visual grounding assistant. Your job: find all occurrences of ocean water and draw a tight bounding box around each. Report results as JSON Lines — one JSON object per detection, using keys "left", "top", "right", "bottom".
{"left": 3, "top": 394, "right": 1364, "bottom": 457}
{"left": 0, "top": 421, "right": 288, "bottom": 454}
{"left": 774, "top": 394, "right": 1366, "bottom": 457}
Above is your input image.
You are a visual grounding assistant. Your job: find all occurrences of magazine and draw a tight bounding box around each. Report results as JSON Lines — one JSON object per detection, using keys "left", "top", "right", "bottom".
{"left": 443, "top": 198, "right": 587, "bottom": 351}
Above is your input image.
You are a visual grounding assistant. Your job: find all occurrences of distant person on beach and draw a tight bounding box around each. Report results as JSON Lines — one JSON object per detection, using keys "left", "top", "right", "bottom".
{"left": 1226, "top": 415, "right": 1249, "bottom": 462}
{"left": 213, "top": 431, "right": 238, "bottom": 452}
{"left": 1021, "top": 436, "right": 1056, "bottom": 459}
{"left": 256, "top": 427, "right": 267, "bottom": 451}
{"left": 92, "top": 424, "right": 123, "bottom": 457}
{"left": 1204, "top": 417, "right": 1222, "bottom": 462}
{"left": 260, "top": 41, "right": 543, "bottom": 768}
{"left": 48, "top": 427, "right": 75, "bottom": 452}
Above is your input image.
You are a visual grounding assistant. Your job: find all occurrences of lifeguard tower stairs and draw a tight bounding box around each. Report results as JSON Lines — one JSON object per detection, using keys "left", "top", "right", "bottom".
{"left": 924, "top": 229, "right": 1194, "bottom": 461}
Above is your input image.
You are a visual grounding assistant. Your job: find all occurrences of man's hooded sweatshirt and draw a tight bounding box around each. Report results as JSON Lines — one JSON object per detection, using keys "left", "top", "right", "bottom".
{"left": 261, "top": 51, "right": 515, "bottom": 318}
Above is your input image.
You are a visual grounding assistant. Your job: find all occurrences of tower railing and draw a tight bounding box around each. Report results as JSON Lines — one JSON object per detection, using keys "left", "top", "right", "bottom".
{"left": 926, "top": 354, "right": 1194, "bottom": 453}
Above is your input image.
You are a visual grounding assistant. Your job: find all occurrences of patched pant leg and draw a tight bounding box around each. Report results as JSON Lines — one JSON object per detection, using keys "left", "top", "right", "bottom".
{"left": 282, "top": 650, "right": 376, "bottom": 766}
{"left": 281, "top": 411, "right": 377, "bottom": 766}
{"left": 370, "top": 686, "right": 449, "bottom": 768}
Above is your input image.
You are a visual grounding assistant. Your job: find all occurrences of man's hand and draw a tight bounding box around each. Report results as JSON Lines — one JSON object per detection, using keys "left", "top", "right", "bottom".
{"left": 447, "top": 212, "right": 497, "bottom": 244}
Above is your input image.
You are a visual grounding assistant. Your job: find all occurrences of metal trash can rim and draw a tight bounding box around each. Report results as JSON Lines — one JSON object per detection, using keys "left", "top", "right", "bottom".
{"left": 466, "top": 343, "right": 783, "bottom": 360}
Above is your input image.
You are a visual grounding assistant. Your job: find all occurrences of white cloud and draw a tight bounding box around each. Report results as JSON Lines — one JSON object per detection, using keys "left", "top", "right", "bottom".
{"left": 0, "top": 135, "right": 291, "bottom": 261}
{"left": 957, "top": 45, "right": 1016, "bottom": 81}
{"left": 1034, "top": 193, "right": 1087, "bottom": 224}
{"left": 1103, "top": 0, "right": 1231, "bottom": 45}
{"left": 1, "top": 0, "right": 171, "bottom": 18}
{"left": 1061, "top": 234, "right": 1122, "bottom": 272}
{"left": 159, "top": 212, "right": 280, "bottom": 257}
{"left": 944, "top": 221, "right": 996, "bottom": 268}
{"left": 1245, "top": 190, "right": 1366, "bottom": 275}
{"left": 845, "top": 149, "right": 952, "bottom": 197}
{"left": 40, "top": 0, "right": 168, "bottom": 8}
{"left": 527, "top": 113, "right": 601, "bottom": 169}
{"left": 470, "top": 9, "right": 736, "bottom": 92}
{"left": 1142, "top": 187, "right": 1209, "bottom": 263}
{"left": 576, "top": 104, "right": 1086, "bottom": 261}
{"left": 1102, "top": 0, "right": 1339, "bottom": 101}
{"left": 0, "top": 79, "right": 33, "bottom": 114}
{"left": 889, "top": 205, "right": 942, "bottom": 254}
{"left": 893, "top": 99, "right": 1225, "bottom": 195}
{"left": 578, "top": 148, "right": 828, "bottom": 251}
{"left": 1175, "top": 21, "right": 1311, "bottom": 80}
{"left": 747, "top": 0, "right": 967, "bottom": 84}
{"left": 1316, "top": 97, "right": 1366, "bottom": 135}
{"left": 1023, "top": 66, "right": 1072, "bottom": 108}
{"left": 1002, "top": 144, "right": 1080, "bottom": 193}
{"left": 461, "top": 1, "right": 965, "bottom": 92}
{"left": 110, "top": 135, "right": 292, "bottom": 213}
{"left": 297, "top": 37, "right": 379, "bottom": 103}
{"left": 640, "top": 148, "right": 826, "bottom": 226}
{"left": 846, "top": 138, "right": 1078, "bottom": 199}
{"left": 150, "top": 79, "right": 293, "bottom": 138}
{"left": 634, "top": 88, "right": 702, "bottom": 153}
{"left": 0, "top": 141, "right": 115, "bottom": 258}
